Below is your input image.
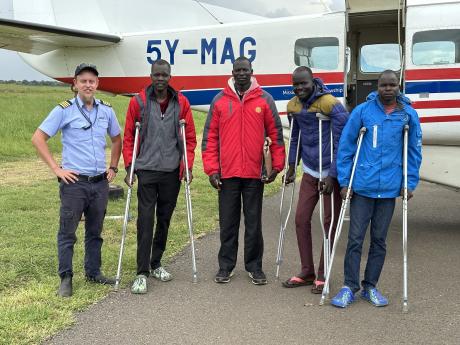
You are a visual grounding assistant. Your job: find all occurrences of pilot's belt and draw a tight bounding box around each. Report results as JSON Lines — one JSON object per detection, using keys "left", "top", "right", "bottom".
{"left": 58, "top": 172, "right": 107, "bottom": 183}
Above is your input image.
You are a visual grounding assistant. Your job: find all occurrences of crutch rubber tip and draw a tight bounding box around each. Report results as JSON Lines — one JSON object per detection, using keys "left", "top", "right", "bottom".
{"left": 402, "top": 303, "right": 408, "bottom": 313}
{"left": 192, "top": 275, "right": 198, "bottom": 284}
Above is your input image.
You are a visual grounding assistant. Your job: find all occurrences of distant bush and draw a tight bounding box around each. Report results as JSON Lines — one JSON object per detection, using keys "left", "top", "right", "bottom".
{"left": 0, "top": 80, "right": 67, "bottom": 86}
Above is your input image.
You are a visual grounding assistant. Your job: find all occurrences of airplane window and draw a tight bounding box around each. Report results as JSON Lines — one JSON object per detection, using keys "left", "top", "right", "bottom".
{"left": 294, "top": 37, "right": 339, "bottom": 70}
{"left": 412, "top": 29, "right": 460, "bottom": 65}
{"left": 360, "top": 44, "right": 401, "bottom": 73}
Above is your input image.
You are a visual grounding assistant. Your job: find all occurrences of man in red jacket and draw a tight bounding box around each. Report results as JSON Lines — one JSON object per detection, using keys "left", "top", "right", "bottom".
{"left": 202, "top": 56, "right": 285, "bottom": 285}
{"left": 123, "top": 59, "right": 197, "bottom": 294}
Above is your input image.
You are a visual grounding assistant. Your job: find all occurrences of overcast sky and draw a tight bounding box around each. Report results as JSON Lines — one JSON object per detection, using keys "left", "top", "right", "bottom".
{"left": 0, "top": 0, "right": 338, "bottom": 80}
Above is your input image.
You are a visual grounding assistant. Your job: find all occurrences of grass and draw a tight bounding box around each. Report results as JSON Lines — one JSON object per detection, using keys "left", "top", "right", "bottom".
{"left": 0, "top": 84, "right": 281, "bottom": 344}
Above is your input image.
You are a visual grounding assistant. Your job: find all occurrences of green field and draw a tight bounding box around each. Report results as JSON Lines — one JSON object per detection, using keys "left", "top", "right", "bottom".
{"left": 0, "top": 84, "right": 282, "bottom": 344}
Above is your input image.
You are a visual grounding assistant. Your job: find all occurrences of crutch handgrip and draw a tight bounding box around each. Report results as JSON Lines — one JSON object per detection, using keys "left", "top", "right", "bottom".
{"left": 316, "top": 112, "right": 330, "bottom": 121}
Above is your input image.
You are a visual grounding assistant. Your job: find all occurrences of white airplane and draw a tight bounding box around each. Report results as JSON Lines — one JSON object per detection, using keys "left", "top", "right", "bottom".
{"left": 1, "top": 0, "right": 459, "bottom": 188}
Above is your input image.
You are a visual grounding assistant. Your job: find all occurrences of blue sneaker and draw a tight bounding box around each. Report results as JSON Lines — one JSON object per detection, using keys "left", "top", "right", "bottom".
{"left": 331, "top": 286, "right": 355, "bottom": 308}
{"left": 360, "top": 288, "right": 389, "bottom": 307}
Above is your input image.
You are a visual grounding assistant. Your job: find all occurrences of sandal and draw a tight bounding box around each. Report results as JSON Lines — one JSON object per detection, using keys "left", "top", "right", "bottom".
{"left": 282, "top": 275, "right": 314, "bottom": 288}
{"left": 311, "top": 280, "right": 325, "bottom": 294}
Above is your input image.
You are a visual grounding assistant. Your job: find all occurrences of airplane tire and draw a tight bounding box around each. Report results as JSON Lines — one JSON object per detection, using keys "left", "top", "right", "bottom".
{"left": 109, "top": 184, "right": 124, "bottom": 200}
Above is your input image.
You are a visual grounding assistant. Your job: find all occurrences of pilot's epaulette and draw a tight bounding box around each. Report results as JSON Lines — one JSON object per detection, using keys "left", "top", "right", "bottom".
{"left": 99, "top": 99, "right": 112, "bottom": 107}
{"left": 58, "top": 99, "right": 73, "bottom": 109}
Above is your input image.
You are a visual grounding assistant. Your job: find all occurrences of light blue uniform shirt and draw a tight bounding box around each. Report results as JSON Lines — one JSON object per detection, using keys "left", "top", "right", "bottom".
{"left": 39, "top": 96, "right": 121, "bottom": 176}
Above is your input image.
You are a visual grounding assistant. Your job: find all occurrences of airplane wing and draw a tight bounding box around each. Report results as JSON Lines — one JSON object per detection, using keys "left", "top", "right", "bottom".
{"left": 0, "top": 18, "right": 121, "bottom": 55}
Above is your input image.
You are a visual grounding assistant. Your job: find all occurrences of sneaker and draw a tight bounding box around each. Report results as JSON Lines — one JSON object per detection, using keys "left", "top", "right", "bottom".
{"left": 131, "top": 275, "right": 148, "bottom": 294}
{"left": 151, "top": 267, "right": 173, "bottom": 282}
{"left": 85, "top": 273, "right": 116, "bottom": 285}
{"left": 360, "top": 288, "right": 389, "bottom": 307}
{"left": 248, "top": 271, "right": 267, "bottom": 285}
{"left": 214, "top": 269, "right": 234, "bottom": 283}
{"left": 331, "top": 286, "right": 355, "bottom": 308}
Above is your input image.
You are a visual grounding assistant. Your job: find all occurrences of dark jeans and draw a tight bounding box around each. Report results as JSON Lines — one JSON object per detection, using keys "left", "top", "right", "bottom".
{"left": 344, "top": 193, "right": 395, "bottom": 293}
{"left": 136, "top": 169, "right": 181, "bottom": 276}
{"left": 295, "top": 173, "right": 342, "bottom": 281}
{"left": 218, "top": 178, "right": 264, "bottom": 273}
{"left": 58, "top": 180, "right": 109, "bottom": 278}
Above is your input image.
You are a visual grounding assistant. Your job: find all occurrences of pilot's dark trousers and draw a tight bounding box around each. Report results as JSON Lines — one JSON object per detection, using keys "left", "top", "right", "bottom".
{"left": 218, "top": 178, "right": 264, "bottom": 273}
{"left": 57, "top": 179, "right": 109, "bottom": 278}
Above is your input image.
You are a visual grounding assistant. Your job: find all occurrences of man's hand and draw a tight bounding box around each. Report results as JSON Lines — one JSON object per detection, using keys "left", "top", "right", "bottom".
{"left": 106, "top": 169, "right": 117, "bottom": 183}
{"left": 185, "top": 170, "right": 193, "bottom": 184}
{"left": 124, "top": 166, "right": 137, "bottom": 187}
{"left": 319, "top": 176, "right": 335, "bottom": 194}
{"left": 262, "top": 169, "right": 278, "bottom": 184}
{"left": 283, "top": 165, "right": 296, "bottom": 185}
{"left": 209, "top": 173, "right": 222, "bottom": 190}
{"left": 340, "top": 186, "right": 353, "bottom": 200}
{"left": 53, "top": 166, "right": 78, "bottom": 184}
{"left": 400, "top": 188, "right": 414, "bottom": 200}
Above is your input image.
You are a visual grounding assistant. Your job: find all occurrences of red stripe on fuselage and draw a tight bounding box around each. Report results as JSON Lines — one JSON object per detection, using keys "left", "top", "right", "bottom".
{"left": 420, "top": 115, "right": 460, "bottom": 123}
{"left": 405, "top": 68, "right": 460, "bottom": 81}
{"left": 412, "top": 100, "right": 460, "bottom": 109}
{"left": 57, "top": 72, "right": 344, "bottom": 95}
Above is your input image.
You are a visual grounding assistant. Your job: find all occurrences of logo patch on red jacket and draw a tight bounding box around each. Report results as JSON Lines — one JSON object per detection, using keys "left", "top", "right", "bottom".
{"left": 255, "top": 106, "right": 262, "bottom": 113}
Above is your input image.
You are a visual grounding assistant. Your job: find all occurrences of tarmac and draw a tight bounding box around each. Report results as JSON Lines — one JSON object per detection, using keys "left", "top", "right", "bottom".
{"left": 45, "top": 180, "right": 460, "bottom": 345}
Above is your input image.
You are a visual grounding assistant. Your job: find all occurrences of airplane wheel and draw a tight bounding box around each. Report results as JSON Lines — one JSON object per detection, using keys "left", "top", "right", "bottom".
{"left": 109, "top": 184, "right": 124, "bottom": 200}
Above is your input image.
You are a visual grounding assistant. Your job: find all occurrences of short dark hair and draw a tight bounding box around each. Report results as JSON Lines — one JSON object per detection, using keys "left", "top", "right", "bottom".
{"left": 378, "top": 69, "right": 399, "bottom": 81}
{"left": 233, "top": 56, "right": 252, "bottom": 68}
{"left": 151, "top": 59, "right": 171, "bottom": 73}
{"left": 293, "top": 66, "right": 313, "bottom": 78}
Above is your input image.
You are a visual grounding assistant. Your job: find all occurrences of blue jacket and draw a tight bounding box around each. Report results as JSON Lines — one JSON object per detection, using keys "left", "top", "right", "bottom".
{"left": 287, "top": 78, "right": 349, "bottom": 178}
{"left": 337, "top": 92, "right": 422, "bottom": 198}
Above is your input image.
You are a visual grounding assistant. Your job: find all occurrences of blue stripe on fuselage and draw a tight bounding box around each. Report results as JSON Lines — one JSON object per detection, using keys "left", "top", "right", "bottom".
{"left": 182, "top": 84, "right": 344, "bottom": 106}
{"left": 405, "top": 80, "right": 460, "bottom": 94}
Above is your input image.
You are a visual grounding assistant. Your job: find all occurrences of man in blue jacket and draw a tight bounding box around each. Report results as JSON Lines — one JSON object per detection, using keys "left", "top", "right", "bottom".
{"left": 282, "top": 66, "right": 348, "bottom": 293}
{"left": 331, "top": 70, "right": 422, "bottom": 308}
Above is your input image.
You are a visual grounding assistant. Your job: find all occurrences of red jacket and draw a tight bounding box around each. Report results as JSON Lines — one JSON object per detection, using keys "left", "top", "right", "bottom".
{"left": 202, "top": 78, "right": 285, "bottom": 179}
{"left": 123, "top": 86, "right": 196, "bottom": 179}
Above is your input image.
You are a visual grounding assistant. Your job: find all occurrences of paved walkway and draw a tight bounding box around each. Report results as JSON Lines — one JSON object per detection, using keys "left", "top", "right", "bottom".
{"left": 45, "top": 181, "right": 460, "bottom": 345}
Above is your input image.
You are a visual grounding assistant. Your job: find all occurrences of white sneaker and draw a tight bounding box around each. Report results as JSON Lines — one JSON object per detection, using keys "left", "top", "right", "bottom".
{"left": 151, "top": 267, "right": 173, "bottom": 282}
{"left": 131, "top": 275, "right": 147, "bottom": 294}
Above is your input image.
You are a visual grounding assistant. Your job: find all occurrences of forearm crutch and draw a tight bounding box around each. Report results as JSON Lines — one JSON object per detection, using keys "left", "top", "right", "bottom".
{"left": 316, "top": 113, "right": 334, "bottom": 295}
{"left": 402, "top": 124, "right": 409, "bottom": 312}
{"left": 179, "top": 120, "right": 198, "bottom": 283}
{"left": 320, "top": 127, "right": 367, "bottom": 305}
{"left": 275, "top": 116, "right": 301, "bottom": 279}
{"left": 114, "top": 122, "right": 141, "bottom": 291}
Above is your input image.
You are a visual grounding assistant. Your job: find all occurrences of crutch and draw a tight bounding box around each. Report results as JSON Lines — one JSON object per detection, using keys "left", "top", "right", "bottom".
{"left": 320, "top": 127, "right": 367, "bottom": 305}
{"left": 275, "top": 115, "right": 301, "bottom": 279}
{"left": 316, "top": 113, "right": 335, "bottom": 295}
{"left": 114, "top": 122, "right": 141, "bottom": 291}
{"left": 179, "top": 119, "right": 198, "bottom": 283}
{"left": 402, "top": 124, "right": 409, "bottom": 312}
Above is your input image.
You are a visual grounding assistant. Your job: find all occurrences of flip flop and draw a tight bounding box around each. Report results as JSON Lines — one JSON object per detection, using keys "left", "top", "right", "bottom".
{"left": 311, "top": 280, "right": 325, "bottom": 294}
{"left": 282, "top": 276, "right": 314, "bottom": 288}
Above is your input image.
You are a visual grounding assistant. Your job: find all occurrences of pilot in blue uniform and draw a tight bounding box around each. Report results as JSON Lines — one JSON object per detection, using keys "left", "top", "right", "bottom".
{"left": 32, "top": 63, "right": 122, "bottom": 297}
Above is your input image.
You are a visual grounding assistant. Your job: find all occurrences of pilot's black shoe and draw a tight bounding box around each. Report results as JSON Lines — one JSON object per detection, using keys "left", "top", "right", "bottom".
{"left": 58, "top": 273, "right": 73, "bottom": 297}
{"left": 85, "top": 273, "right": 116, "bottom": 285}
